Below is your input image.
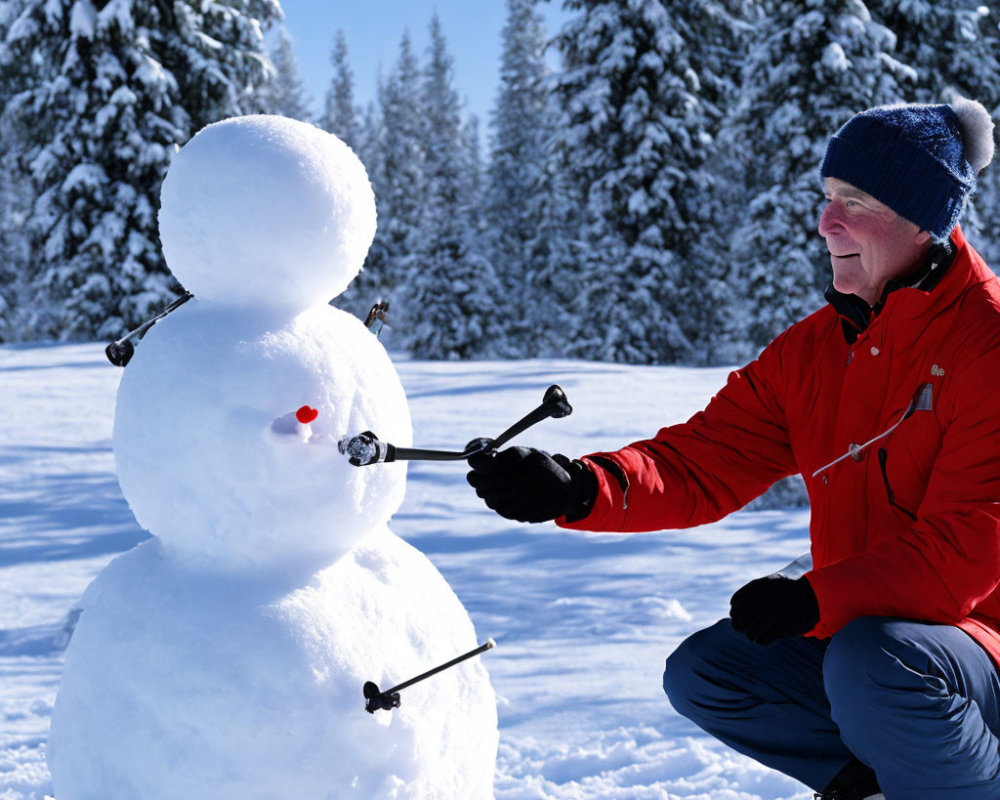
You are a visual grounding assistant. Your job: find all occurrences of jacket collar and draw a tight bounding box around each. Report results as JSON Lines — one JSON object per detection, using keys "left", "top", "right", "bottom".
{"left": 825, "top": 238, "right": 957, "bottom": 344}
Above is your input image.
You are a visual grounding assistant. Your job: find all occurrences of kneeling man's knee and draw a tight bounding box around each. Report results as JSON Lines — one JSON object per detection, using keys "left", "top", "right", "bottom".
{"left": 823, "top": 617, "right": 928, "bottom": 728}
{"left": 663, "top": 619, "right": 734, "bottom": 716}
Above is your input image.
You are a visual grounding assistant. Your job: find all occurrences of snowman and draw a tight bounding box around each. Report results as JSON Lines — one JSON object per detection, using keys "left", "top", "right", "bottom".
{"left": 47, "top": 115, "right": 498, "bottom": 799}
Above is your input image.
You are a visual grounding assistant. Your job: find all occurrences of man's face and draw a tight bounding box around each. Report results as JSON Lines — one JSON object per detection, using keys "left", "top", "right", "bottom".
{"left": 819, "top": 177, "right": 932, "bottom": 305}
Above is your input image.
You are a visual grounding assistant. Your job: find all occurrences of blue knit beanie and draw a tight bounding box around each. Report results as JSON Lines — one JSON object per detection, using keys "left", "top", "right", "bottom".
{"left": 821, "top": 98, "right": 995, "bottom": 240}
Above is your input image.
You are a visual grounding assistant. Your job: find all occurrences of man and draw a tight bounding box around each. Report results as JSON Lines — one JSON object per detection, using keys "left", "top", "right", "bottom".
{"left": 468, "top": 99, "right": 999, "bottom": 800}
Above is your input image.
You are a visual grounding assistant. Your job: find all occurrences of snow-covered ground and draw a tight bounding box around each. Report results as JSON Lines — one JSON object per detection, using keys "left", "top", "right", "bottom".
{"left": 1, "top": 342, "right": 812, "bottom": 800}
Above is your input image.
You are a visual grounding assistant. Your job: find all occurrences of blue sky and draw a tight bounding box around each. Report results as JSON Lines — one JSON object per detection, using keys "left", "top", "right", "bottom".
{"left": 275, "top": 1, "right": 569, "bottom": 128}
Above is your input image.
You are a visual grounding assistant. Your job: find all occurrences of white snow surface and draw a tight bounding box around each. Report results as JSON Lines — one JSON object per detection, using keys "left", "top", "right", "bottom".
{"left": 1, "top": 344, "right": 813, "bottom": 800}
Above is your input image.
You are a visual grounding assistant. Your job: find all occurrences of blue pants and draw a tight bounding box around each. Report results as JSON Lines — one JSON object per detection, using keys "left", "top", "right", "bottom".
{"left": 662, "top": 617, "right": 1000, "bottom": 799}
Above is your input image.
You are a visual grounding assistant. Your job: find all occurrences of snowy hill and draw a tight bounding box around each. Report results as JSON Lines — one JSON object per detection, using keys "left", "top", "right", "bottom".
{"left": 1, "top": 343, "right": 811, "bottom": 800}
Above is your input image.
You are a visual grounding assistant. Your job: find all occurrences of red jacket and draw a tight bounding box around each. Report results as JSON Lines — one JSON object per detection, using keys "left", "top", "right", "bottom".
{"left": 559, "top": 227, "right": 1000, "bottom": 664}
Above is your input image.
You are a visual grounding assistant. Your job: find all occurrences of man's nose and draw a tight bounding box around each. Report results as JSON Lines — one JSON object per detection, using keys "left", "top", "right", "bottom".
{"left": 818, "top": 202, "right": 840, "bottom": 237}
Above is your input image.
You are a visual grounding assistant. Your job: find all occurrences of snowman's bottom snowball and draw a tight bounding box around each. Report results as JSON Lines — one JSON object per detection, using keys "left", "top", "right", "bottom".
{"left": 48, "top": 529, "right": 498, "bottom": 800}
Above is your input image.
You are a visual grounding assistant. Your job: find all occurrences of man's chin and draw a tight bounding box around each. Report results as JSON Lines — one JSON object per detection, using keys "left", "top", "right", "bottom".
{"left": 830, "top": 270, "right": 863, "bottom": 298}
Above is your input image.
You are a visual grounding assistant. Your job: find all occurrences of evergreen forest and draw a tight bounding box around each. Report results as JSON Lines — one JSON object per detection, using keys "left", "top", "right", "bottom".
{"left": 2, "top": 0, "right": 998, "bottom": 364}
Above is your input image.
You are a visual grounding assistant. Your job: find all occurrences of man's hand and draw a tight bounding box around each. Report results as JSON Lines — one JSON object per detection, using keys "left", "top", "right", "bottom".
{"left": 729, "top": 576, "right": 820, "bottom": 645}
{"left": 467, "top": 447, "right": 595, "bottom": 523}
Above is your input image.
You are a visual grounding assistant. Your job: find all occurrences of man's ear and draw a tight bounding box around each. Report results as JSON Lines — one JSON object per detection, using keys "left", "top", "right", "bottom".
{"left": 916, "top": 230, "right": 933, "bottom": 247}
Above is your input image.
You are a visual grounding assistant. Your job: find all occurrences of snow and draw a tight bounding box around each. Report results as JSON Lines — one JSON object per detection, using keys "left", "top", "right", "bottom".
{"left": 59, "top": 165, "right": 106, "bottom": 195}
{"left": 67, "top": 1, "right": 95, "bottom": 41}
{"left": 112, "top": 302, "right": 413, "bottom": 568}
{"left": 95, "top": 0, "right": 134, "bottom": 36}
{"left": 821, "top": 43, "right": 849, "bottom": 73}
{"left": 158, "top": 115, "right": 376, "bottom": 309}
{"left": 50, "top": 528, "right": 496, "bottom": 800}
{"left": 1, "top": 344, "right": 813, "bottom": 800}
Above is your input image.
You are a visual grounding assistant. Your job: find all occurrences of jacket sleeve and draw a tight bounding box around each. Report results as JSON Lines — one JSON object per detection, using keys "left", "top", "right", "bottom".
{"left": 805, "top": 330, "right": 1000, "bottom": 636}
{"left": 558, "top": 331, "right": 800, "bottom": 532}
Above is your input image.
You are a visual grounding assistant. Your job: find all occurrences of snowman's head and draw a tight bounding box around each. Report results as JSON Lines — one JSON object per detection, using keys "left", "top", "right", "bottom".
{"left": 158, "top": 115, "right": 375, "bottom": 312}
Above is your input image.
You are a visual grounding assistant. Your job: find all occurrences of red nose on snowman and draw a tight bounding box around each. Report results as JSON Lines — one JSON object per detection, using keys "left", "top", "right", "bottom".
{"left": 270, "top": 405, "right": 320, "bottom": 437}
{"left": 296, "top": 406, "right": 319, "bottom": 424}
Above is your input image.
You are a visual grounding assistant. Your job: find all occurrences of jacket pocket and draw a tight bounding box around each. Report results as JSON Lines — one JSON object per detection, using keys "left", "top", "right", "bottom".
{"left": 877, "top": 447, "right": 918, "bottom": 521}
{"left": 874, "top": 401, "right": 943, "bottom": 522}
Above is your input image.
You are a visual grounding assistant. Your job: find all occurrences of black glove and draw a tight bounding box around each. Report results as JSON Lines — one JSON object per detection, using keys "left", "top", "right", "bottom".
{"left": 467, "top": 446, "right": 596, "bottom": 523}
{"left": 729, "top": 575, "right": 819, "bottom": 646}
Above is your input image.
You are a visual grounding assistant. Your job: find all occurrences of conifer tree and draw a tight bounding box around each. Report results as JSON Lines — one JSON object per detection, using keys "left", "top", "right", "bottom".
{"left": 0, "top": 155, "right": 30, "bottom": 342}
{"left": 726, "top": 0, "right": 910, "bottom": 354}
{"left": 461, "top": 114, "right": 485, "bottom": 229}
{"left": 485, "top": 0, "right": 560, "bottom": 357}
{"left": 361, "top": 31, "right": 424, "bottom": 339}
{"left": 680, "top": 0, "right": 760, "bottom": 363}
{"left": 320, "top": 32, "right": 376, "bottom": 322}
{"left": 0, "top": 0, "right": 280, "bottom": 341}
{"left": 552, "top": 0, "right": 733, "bottom": 364}
{"left": 321, "top": 29, "right": 360, "bottom": 149}
{"left": 867, "top": 0, "right": 1000, "bottom": 263}
{"left": 530, "top": 156, "right": 585, "bottom": 357}
{"left": 354, "top": 97, "right": 383, "bottom": 179}
{"left": 171, "top": 0, "right": 280, "bottom": 125}
{"left": 404, "top": 14, "right": 501, "bottom": 359}
{"left": 335, "top": 96, "right": 385, "bottom": 323}
{"left": 0, "top": 0, "right": 33, "bottom": 340}
{"left": 262, "top": 26, "right": 313, "bottom": 121}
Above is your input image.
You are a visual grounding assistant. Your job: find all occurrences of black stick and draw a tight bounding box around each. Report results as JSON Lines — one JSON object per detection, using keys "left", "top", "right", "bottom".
{"left": 386, "top": 638, "right": 496, "bottom": 694}
{"left": 106, "top": 291, "right": 194, "bottom": 366}
{"left": 340, "top": 385, "right": 572, "bottom": 466}
{"left": 489, "top": 385, "right": 572, "bottom": 450}
{"left": 364, "top": 638, "right": 496, "bottom": 714}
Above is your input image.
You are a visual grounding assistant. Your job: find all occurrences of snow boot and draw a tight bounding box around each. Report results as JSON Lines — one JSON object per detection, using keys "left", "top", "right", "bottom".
{"left": 815, "top": 758, "right": 882, "bottom": 799}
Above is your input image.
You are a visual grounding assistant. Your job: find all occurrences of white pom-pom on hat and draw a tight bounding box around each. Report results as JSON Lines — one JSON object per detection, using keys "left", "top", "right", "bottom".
{"left": 952, "top": 97, "right": 995, "bottom": 173}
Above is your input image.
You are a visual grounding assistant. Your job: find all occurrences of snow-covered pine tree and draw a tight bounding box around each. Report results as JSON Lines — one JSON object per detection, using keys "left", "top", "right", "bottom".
{"left": 726, "top": 0, "right": 910, "bottom": 355}
{"left": 333, "top": 95, "right": 386, "bottom": 323}
{"left": 350, "top": 32, "right": 424, "bottom": 341}
{"left": 261, "top": 26, "right": 313, "bottom": 121}
{"left": 403, "top": 14, "right": 502, "bottom": 359}
{"left": 320, "top": 29, "right": 360, "bottom": 149}
{"left": 170, "top": 0, "right": 280, "bottom": 127}
{"left": 551, "top": 0, "right": 733, "bottom": 364}
{"left": 354, "top": 97, "right": 383, "bottom": 181}
{"left": 461, "top": 114, "right": 485, "bottom": 232}
{"left": 1, "top": 0, "right": 187, "bottom": 340}
{"left": 0, "top": 143, "right": 31, "bottom": 342}
{"left": 460, "top": 113, "right": 491, "bottom": 282}
{"left": 319, "top": 31, "right": 380, "bottom": 321}
{"left": 0, "top": 0, "right": 280, "bottom": 341}
{"left": 0, "top": 0, "right": 33, "bottom": 341}
{"left": 484, "top": 0, "right": 561, "bottom": 357}
{"left": 530, "top": 156, "right": 585, "bottom": 358}
{"left": 867, "top": 0, "right": 1000, "bottom": 264}
{"left": 677, "top": 0, "right": 759, "bottom": 363}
